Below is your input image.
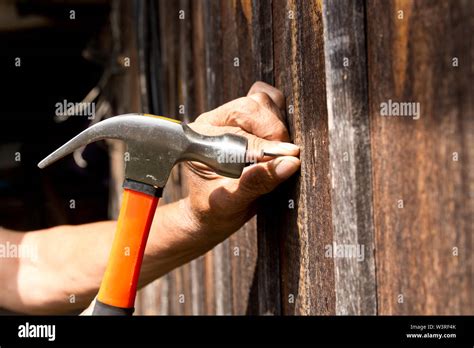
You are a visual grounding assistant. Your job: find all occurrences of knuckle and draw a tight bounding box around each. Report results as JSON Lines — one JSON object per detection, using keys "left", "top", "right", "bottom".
{"left": 250, "top": 81, "right": 270, "bottom": 92}
{"left": 224, "top": 98, "right": 259, "bottom": 123}
{"left": 225, "top": 109, "right": 240, "bottom": 125}
{"left": 271, "top": 125, "right": 290, "bottom": 141}
{"left": 248, "top": 81, "right": 264, "bottom": 93}
{"left": 248, "top": 135, "right": 264, "bottom": 152}
{"left": 223, "top": 110, "right": 253, "bottom": 132}
{"left": 273, "top": 88, "right": 285, "bottom": 100}
{"left": 250, "top": 92, "right": 272, "bottom": 106}
{"left": 251, "top": 80, "right": 265, "bottom": 88}
{"left": 258, "top": 109, "right": 289, "bottom": 140}
{"left": 236, "top": 117, "right": 254, "bottom": 133}
{"left": 241, "top": 96, "right": 260, "bottom": 113}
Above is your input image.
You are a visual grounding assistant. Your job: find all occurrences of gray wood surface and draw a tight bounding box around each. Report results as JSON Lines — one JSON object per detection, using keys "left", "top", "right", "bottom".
{"left": 127, "top": 0, "right": 473, "bottom": 316}
{"left": 322, "top": 0, "right": 377, "bottom": 315}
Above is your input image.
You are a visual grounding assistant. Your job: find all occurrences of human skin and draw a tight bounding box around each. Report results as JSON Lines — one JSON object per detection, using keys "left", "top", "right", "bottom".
{"left": 0, "top": 82, "right": 300, "bottom": 314}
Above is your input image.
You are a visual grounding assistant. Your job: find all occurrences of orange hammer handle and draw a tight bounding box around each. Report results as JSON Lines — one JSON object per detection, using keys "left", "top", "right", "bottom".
{"left": 93, "top": 183, "right": 160, "bottom": 314}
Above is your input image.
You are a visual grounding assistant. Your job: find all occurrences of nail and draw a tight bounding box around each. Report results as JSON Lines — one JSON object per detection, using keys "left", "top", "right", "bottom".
{"left": 267, "top": 142, "right": 299, "bottom": 155}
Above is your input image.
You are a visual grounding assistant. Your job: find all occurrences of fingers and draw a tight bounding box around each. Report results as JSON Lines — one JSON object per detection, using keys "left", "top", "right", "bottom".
{"left": 247, "top": 81, "right": 285, "bottom": 111}
{"left": 244, "top": 130, "right": 299, "bottom": 162}
{"left": 237, "top": 156, "right": 301, "bottom": 201}
{"left": 195, "top": 82, "right": 289, "bottom": 141}
{"left": 247, "top": 92, "right": 288, "bottom": 136}
{"left": 247, "top": 82, "right": 287, "bottom": 135}
{"left": 189, "top": 122, "right": 298, "bottom": 162}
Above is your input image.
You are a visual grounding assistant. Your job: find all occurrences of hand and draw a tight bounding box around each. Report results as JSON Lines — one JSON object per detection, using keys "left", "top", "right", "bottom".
{"left": 181, "top": 81, "right": 300, "bottom": 248}
{"left": 0, "top": 82, "right": 300, "bottom": 315}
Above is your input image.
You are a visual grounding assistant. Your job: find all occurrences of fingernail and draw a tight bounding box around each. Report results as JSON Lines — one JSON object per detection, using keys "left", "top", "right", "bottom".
{"left": 275, "top": 157, "right": 301, "bottom": 179}
{"left": 267, "top": 142, "right": 300, "bottom": 155}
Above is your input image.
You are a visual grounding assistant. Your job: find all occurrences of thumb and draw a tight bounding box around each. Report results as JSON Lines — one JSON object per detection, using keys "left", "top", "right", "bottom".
{"left": 237, "top": 156, "right": 301, "bottom": 200}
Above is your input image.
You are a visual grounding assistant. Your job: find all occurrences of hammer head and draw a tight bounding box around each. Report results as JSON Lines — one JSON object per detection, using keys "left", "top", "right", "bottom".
{"left": 38, "top": 114, "right": 248, "bottom": 187}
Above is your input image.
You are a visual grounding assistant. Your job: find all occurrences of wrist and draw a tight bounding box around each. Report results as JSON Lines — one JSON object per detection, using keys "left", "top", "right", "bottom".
{"left": 179, "top": 197, "right": 205, "bottom": 235}
{"left": 143, "top": 198, "right": 209, "bottom": 276}
{"left": 179, "top": 196, "right": 228, "bottom": 246}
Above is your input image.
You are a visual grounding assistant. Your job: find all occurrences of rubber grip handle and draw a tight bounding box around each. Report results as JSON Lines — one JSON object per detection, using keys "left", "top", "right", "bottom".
{"left": 92, "top": 299, "right": 134, "bottom": 316}
{"left": 95, "top": 188, "right": 158, "bottom": 312}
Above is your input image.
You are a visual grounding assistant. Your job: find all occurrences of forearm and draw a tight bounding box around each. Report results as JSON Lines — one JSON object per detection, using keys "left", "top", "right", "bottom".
{"left": 0, "top": 82, "right": 298, "bottom": 315}
{"left": 0, "top": 198, "right": 209, "bottom": 315}
{"left": 0, "top": 221, "right": 115, "bottom": 314}
{"left": 140, "top": 197, "right": 224, "bottom": 285}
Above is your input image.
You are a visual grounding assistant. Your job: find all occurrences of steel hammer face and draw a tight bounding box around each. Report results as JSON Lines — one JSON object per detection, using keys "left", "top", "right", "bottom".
{"left": 38, "top": 113, "right": 248, "bottom": 187}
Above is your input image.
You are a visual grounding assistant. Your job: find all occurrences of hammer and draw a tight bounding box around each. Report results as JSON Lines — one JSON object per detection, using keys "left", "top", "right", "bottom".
{"left": 38, "top": 113, "right": 258, "bottom": 315}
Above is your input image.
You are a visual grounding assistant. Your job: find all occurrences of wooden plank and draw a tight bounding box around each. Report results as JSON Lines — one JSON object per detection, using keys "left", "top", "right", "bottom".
{"left": 272, "top": 0, "right": 336, "bottom": 315}
{"left": 136, "top": 0, "right": 197, "bottom": 315}
{"left": 135, "top": 0, "right": 151, "bottom": 114}
{"left": 321, "top": 0, "right": 377, "bottom": 315}
{"left": 251, "top": 0, "right": 284, "bottom": 316}
{"left": 176, "top": 0, "right": 200, "bottom": 315}
{"left": 200, "top": 0, "right": 234, "bottom": 315}
{"left": 178, "top": 0, "right": 195, "bottom": 124}
{"left": 117, "top": 0, "right": 160, "bottom": 315}
{"left": 178, "top": 265, "right": 193, "bottom": 314}
{"left": 367, "top": 0, "right": 473, "bottom": 314}
{"left": 190, "top": 0, "right": 216, "bottom": 315}
{"left": 150, "top": 0, "right": 181, "bottom": 315}
{"left": 220, "top": 0, "right": 259, "bottom": 315}
{"left": 157, "top": 0, "right": 179, "bottom": 116}
{"left": 218, "top": 0, "right": 281, "bottom": 315}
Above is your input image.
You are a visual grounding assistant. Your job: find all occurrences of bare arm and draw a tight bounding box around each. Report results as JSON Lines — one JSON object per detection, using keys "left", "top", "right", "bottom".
{"left": 0, "top": 82, "right": 300, "bottom": 314}
{"left": 0, "top": 199, "right": 201, "bottom": 314}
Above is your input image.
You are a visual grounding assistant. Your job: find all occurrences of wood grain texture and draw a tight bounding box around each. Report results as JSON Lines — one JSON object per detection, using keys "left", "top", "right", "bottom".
{"left": 273, "top": 0, "right": 336, "bottom": 315}
{"left": 200, "top": 0, "right": 235, "bottom": 315}
{"left": 117, "top": 0, "right": 160, "bottom": 315}
{"left": 152, "top": 0, "right": 185, "bottom": 315}
{"left": 322, "top": 0, "right": 377, "bottom": 315}
{"left": 130, "top": 0, "right": 473, "bottom": 316}
{"left": 175, "top": 0, "right": 199, "bottom": 315}
{"left": 176, "top": 0, "right": 208, "bottom": 315}
{"left": 251, "top": 0, "right": 284, "bottom": 316}
{"left": 136, "top": 0, "right": 198, "bottom": 315}
{"left": 220, "top": 0, "right": 281, "bottom": 315}
{"left": 190, "top": 0, "right": 217, "bottom": 315}
{"left": 220, "top": 0, "right": 259, "bottom": 315}
{"left": 367, "top": 0, "right": 473, "bottom": 314}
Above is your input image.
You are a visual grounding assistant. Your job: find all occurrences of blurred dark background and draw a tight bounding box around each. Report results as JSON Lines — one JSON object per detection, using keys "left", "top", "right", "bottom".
{"left": 0, "top": 0, "right": 111, "bottom": 230}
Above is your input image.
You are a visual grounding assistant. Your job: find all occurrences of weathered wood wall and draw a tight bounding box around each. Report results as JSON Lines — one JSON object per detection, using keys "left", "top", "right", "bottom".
{"left": 366, "top": 0, "right": 473, "bottom": 314}
{"left": 129, "top": 0, "right": 472, "bottom": 315}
